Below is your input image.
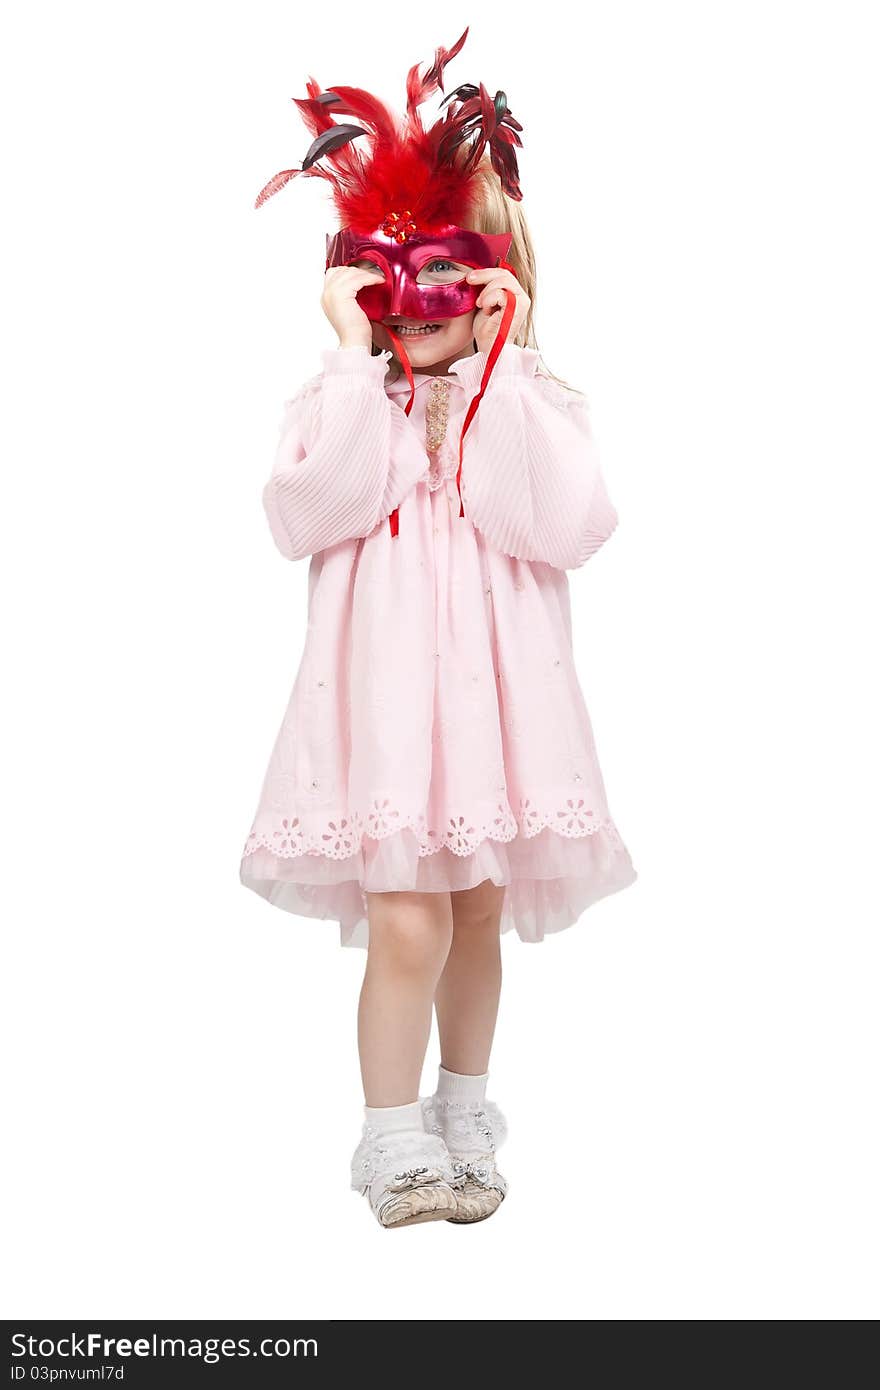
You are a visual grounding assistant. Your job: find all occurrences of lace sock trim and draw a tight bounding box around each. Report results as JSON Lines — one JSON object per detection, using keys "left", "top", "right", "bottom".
{"left": 350, "top": 1126, "right": 454, "bottom": 1192}
{"left": 421, "top": 1096, "right": 509, "bottom": 1155}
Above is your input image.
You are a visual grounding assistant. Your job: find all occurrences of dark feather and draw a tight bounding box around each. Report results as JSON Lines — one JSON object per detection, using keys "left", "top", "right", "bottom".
{"left": 301, "top": 123, "right": 368, "bottom": 171}
{"left": 489, "top": 137, "right": 522, "bottom": 200}
{"left": 493, "top": 123, "right": 523, "bottom": 150}
{"left": 434, "top": 93, "right": 483, "bottom": 158}
{"left": 436, "top": 118, "right": 480, "bottom": 159}
{"left": 439, "top": 82, "right": 479, "bottom": 109}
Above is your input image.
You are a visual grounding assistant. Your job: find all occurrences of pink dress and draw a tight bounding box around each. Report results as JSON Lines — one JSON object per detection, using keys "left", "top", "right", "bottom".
{"left": 240, "top": 342, "right": 637, "bottom": 947}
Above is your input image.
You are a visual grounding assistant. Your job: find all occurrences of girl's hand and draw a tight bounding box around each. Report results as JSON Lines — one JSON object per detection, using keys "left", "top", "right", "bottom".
{"left": 321, "top": 264, "right": 386, "bottom": 350}
{"left": 467, "top": 266, "right": 531, "bottom": 354}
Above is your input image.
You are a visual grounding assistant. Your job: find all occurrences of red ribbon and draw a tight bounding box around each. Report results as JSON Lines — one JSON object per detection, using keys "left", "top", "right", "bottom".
{"left": 382, "top": 323, "right": 415, "bottom": 538}
{"left": 455, "top": 258, "right": 518, "bottom": 518}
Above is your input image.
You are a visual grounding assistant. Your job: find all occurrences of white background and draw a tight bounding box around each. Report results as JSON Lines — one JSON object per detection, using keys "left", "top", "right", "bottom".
{"left": 3, "top": 1, "right": 878, "bottom": 1321}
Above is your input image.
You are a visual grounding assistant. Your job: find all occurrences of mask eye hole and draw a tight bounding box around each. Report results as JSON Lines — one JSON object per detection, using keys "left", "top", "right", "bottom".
{"left": 349, "top": 257, "right": 387, "bottom": 279}
{"left": 416, "top": 258, "right": 470, "bottom": 285}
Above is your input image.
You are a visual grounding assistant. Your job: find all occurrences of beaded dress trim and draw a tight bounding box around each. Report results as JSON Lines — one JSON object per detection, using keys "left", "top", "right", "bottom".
{"left": 424, "top": 376, "right": 460, "bottom": 491}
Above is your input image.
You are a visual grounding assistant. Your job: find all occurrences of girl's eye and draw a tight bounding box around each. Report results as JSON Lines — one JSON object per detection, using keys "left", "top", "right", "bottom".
{"left": 416, "top": 259, "right": 467, "bottom": 284}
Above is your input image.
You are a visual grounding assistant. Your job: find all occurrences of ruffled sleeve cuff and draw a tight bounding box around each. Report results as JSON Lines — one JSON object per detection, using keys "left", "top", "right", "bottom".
{"left": 447, "top": 343, "right": 542, "bottom": 395}
{"left": 320, "top": 345, "right": 393, "bottom": 381}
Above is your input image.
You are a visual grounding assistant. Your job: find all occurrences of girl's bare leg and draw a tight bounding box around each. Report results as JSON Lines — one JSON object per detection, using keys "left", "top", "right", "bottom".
{"left": 434, "top": 880, "right": 506, "bottom": 1075}
{"left": 358, "top": 889, "right": 454, "bottom": 1107}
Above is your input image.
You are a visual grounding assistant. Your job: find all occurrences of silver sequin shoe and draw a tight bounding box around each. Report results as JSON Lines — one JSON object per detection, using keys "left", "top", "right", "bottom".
{"left": 350, "top": 1124, "right": 459, "bottom": 1229}
{"left": 421, "top": 1095, "right": 509, "bottom": 1224}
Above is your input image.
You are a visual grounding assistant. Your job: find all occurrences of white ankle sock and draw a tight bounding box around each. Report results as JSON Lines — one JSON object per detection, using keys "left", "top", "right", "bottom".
{"left": 363, "top": 1099, "right": 425, "bottom": 1136}
{"left": 436, "top": 1065, "right": 489, "bottom": 1105}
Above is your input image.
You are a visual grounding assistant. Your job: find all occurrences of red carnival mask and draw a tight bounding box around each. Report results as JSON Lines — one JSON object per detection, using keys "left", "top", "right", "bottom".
{"left": 325, "top": 224, "right": 513, "bottom": 322}
{"left": 255, "top": 27, "right": 526, "bottom": 537}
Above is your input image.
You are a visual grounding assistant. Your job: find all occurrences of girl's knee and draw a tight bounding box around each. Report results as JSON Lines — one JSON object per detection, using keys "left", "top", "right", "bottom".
{"left": 451, "top": 880, "right": 506, "bottom": 937}
{"left": 366, "top": 892, "right": 453, "bottom": 975}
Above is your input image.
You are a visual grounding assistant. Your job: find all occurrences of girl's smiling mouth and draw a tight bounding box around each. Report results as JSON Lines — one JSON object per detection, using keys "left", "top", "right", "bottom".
{"left": 384, "top": 318, "right": 444, "bottom": 336}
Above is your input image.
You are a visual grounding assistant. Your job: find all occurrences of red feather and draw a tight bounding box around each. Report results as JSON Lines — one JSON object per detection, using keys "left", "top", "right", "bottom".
{"left": 291, "top": 81, "right": 337, "bottom": 139}
{"left": 321, "top": 86, "right": 398, "bottom": 145}
{"left": 254, "top": 29, "right": 525, "bottom": 221}
{"left": 405, "top": 26, "right": 469, "bottom": 125}
{"left": 254, "top": 169, "right": 299, "bottom": 210}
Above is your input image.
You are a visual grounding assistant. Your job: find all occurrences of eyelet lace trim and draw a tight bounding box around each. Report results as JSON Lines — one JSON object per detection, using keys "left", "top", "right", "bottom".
{"left": 242, "top": 798, "right": 626, "bottom": 862}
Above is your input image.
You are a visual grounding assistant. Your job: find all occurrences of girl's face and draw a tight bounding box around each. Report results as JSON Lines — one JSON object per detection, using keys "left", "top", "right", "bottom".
{"left": 352, "top": 257, "right": 477, "bottom": 370}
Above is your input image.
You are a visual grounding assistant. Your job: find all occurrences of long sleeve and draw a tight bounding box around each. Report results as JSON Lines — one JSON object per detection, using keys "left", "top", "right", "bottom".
{"left": 447, "top": 343, "right": 620, "bottom": 570}
{"left": 262, "top": 345, "right": 428, "bottom": 561}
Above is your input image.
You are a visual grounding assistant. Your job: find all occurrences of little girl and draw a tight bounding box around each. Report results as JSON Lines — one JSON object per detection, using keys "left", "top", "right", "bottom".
{"left": 241, "top": 30, "right": 637, "bottom": 1228}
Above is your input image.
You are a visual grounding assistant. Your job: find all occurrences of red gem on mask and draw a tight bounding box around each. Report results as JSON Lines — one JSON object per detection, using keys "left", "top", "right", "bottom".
{"left": 382, "top": 209, "right": 417, "bottom": 242}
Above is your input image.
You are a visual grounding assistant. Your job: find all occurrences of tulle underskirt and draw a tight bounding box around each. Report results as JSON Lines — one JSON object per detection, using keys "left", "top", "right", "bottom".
{"left": 239, "top": 823, "right": 637, "bottom": 948}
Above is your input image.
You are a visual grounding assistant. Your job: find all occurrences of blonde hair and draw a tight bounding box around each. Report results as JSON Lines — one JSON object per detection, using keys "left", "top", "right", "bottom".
{"left": 376, "top": 158, "right": 583, "bottom": 396}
